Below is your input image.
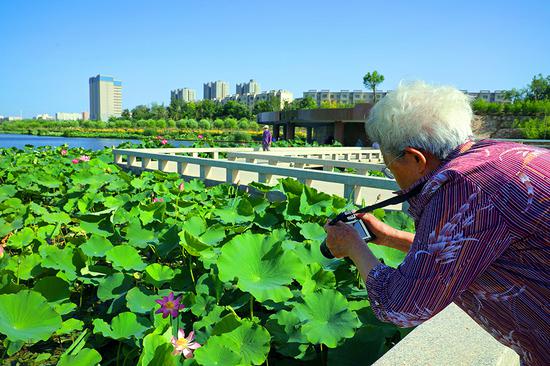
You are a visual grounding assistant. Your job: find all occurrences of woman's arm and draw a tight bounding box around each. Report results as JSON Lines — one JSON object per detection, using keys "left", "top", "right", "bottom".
{"left": 356, "top": 213, "right": 415, "bottom": 253}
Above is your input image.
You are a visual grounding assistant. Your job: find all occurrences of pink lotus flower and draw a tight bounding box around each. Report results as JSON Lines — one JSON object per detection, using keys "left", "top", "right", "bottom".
{"left": 161, "top": 139, "right": 168, "bottom": 145}
{"left": 155, "top": 292, "right": 184, "bottom": 318}
{"left": 171, "top": 328, "right": 201, "bottom": 358}
{"left": 178, "top": 182, "right": 185, "bottom": 192}
{"left": 60, "top": 149, "right": 68, "bottom": 156}
{"left": 152, "top": 197, "right": 164, "bottom": 203}
{"left": 0, "top": 244, "right": 5, "bottom": 258}
{"left": 156, "top": 135, "right": 163, "bottom": 140}
{"left": 71, "top": 159, "right": 79, "bottom": 164}
{"left": 79, "top": 155, "right": 90, "bottom": 162}
{"left": 198, "top": 134, "right": 203, "bottom": 139}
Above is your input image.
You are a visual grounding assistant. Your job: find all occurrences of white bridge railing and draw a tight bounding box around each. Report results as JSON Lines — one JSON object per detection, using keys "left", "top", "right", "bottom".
{"left": 112, "top": 147, "right": 401, "bottom": 208}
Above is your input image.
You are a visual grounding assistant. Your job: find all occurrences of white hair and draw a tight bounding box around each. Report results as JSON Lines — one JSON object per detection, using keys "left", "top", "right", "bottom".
{"left": 365, "top": 81, "right": 473, "bottom": 160}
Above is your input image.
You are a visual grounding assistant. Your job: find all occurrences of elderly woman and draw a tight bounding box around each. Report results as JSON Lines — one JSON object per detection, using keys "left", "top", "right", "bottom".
{"left": 324, "top": 82, "right": 549, "bottom": 366}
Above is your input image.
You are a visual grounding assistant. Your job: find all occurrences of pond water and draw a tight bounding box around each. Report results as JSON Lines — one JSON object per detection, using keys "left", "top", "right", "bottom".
{"left": 0, "top": 134, "right": 193, "bottom": 150}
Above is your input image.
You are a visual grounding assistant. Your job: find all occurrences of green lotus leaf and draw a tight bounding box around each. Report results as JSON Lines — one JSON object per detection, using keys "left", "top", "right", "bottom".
{"left": 57, "top": 348, "right": 102, "bottom": 366}
{"left": 383, "top": 210, "right": 415, "bottom": 232}
{"left": 0, "top": 290, "right": 62, "bottom": 343}
{"left": 6, "top": 227, "right": 35, "bottom": 249}
{"left": 180, "top": 230, "right": 213, "bottom": 257}
{"left": 125, "top": 219, "right": 157, "bottom": 248}
{"left": 34, "top": 353, "right": 52, "bottom": 363}
{"left": 32, "top": 276, "right": 70, "bottom": 303}
{"left": 79, "top": 218, "right": 112, "bottom": 237}
{"left": 125, "top": 287, "right": 157, "bottom": 314}
{"left": 97, "top": 273, "right": 133, "bottom": 301}
{"left": 300, "top": 185, "right": 331, "bottom": 216}
{"left": 43, "top": 212, "right": 71, "bottom": 225}
{"left": 297, "top": 222, "right": 327, "bottom": 242}
{"left": 38, "top": 244, "right": 77, "bottom": 280}
{"left": 53, "top": 302, "right": 77, "bottom": 316}
{"left": 144, "top": 263, "right": 175, "bottom": 287}
{"left": 137, "top": 333, "right": 176, "bottom": 366}
{"left": 278, "top": 177, "right": 304, "bottom": 196}
{"left": 139, "top": 202, "right": 166, "bottom": 225}
{"left": 0, "top": 185, "right": 17, "bottom": 201}
{"left": 36, "top": 224, "right": 61, "bottom": 242}
{"left": 291, "top": 289, "right": 361, "bottom": 348}
{"left": 181, "top": 216, "right": 206, "bottom": 236}
{"left": 367, "top": 243, "right": 406, "bottom": 268}
{"left": 93, "top": 312, "right": 151, "bottom": 340}
{"left": 212, "top": 197, "right": 254, "bottom": 224}
{"left": 282, "top": 193, "right": 302, "bottom": 220}
{"left": 55, "top": 318, "right": 84, "bottom": 335}
{"left": 217, "top": 232, "right": 304, "bottom": 302}
{"left": 266, "top": 310, "right": 311, "bottom": 359}
{"left": 195, "top": 320, "right": 270, "bottom": 366}
{"left": 105, "top": 245, "right": 146, "bottom": 271}
{"left": 80, "top": 234, "right": 114, "bottom": 257}
{"left": 301, "top": 263, "right": 336, "bottom": 293}
{"left": 253, "top": 211, "right": 279, "bottom": 229}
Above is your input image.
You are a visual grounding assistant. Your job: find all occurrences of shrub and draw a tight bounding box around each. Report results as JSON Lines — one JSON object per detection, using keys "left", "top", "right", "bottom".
{"left": 198, "top": 119, "right": 211, "bottom": 129}
{"left": 224, "top": 117, "right": 238, "bottom": 129}
{"left": 237, "top": 118, "right": 250, "bottom": 129}
{"left": 213, "top": 118, "right": 225, "bottom": 129}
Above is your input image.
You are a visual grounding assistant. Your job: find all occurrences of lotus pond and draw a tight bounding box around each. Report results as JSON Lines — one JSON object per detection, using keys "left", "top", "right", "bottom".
{"left": 0, "top": 145, "right": 414, "bottom": 365}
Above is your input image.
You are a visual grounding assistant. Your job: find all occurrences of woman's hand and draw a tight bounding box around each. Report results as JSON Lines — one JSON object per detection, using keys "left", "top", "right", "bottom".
{"left": 356, "top": 213, "right": 415, "bottom": 253}
{"left": 324, "top": 221, "right": 365, "bottom": 258}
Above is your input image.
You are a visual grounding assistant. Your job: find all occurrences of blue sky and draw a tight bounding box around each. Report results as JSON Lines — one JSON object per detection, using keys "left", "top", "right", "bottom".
{"left": 0, "top": 0, "right": 548, "bottom": 117}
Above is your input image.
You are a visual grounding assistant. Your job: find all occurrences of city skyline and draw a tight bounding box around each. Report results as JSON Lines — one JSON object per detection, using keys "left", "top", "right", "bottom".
{"left": 1, "top": 0, "right": 549, "bottom": 117}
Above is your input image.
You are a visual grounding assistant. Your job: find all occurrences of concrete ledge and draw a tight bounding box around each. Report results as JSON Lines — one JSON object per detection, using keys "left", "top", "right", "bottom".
{"left": 374, "top": 303, "right": 520, "bottom": 366}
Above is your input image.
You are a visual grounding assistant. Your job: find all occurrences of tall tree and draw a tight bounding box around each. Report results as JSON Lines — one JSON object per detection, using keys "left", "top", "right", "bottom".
{"left": 363, "top": 71, "right": 385, "bottom": 103}
{"left": 131, "top": 105, "right": 151, "bottom": 120}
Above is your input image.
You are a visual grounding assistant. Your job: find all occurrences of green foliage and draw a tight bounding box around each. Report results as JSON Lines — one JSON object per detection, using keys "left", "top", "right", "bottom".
{"left": 0, "top": 145, "right": 415, "bottom": 364}
{"left": 512, "top": 116, "right": 550, "bottom": 139}
{"left": 363, "top": 70, "right": 385, "bottom": 103}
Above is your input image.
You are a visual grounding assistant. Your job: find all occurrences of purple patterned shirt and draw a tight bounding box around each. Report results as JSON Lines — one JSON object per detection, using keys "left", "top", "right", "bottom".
{"left": 366, "top": 140, "right": 549, "bottom": 365}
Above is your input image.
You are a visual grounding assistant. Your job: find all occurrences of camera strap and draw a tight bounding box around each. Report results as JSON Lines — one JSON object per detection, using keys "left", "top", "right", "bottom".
{"left": 330, "top": 181, "right": 426, "bottom": 224}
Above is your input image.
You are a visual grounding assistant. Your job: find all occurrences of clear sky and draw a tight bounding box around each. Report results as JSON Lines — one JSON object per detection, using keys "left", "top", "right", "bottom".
{"left": 0, "top": 0, "right": 548, "bottom": 117}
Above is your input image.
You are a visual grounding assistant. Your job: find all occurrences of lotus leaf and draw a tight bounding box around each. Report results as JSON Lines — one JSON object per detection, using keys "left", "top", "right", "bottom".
{"left": 38, "top": 244, "right": 77, "bottom": 279}
{"left": 32, "top": 276, "right": 70, "bottom": 303}
{"left": 218, "top": 232, "right": 304, "bottom": 302}
{"left": 291, "top": 289, "right": 361, "bottom": 347}
{"left": 6, "top": 227, "right": 34, "bottom": 249}
{"left": 137, "top": 333, "right": 176, "bottom": 366}
{"left": 80, "top": 234, "right": 114, "bottom": 257}
{"left": 57, "top": 348, "right": 102, "bottom": 366}
{"left": 93, "top": 312, "right": 151, "bottom": 340}
{"left": 126, "top": 286, "right": 158, "bottom": 314}
{"left": 195, "top": 319, "right": 270, "bottom": 366}
{"left": 97, "top": 273, "right": 133, "bottom": 301}
{"left": 105, "top": 245, "right": 146, "bottom": 271}
{"left": 144, "top": 263, "right": 175, "bottom": 287}
{"left": 0, "top": 290, "right": 62, "bottom": 343}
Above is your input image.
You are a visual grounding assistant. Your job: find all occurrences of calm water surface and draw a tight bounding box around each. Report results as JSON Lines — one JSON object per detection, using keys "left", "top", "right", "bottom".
{"left": 0, "top": 134, "right": 193, "bottom": 151}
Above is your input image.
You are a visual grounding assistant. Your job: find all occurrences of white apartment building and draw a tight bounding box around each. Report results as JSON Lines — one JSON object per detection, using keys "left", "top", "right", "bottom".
{"left": 56, "top": 112, "right": 82, "bottom": 121}
{"left": 236, "top": 79, "right": 261, "bottom": 95}
{"left": 222, "top": 90, "right": 293, "bottom": 109}
{"left": 34, "top": 113, "right": 54, "bottom": 120}
{"left": 89, "top": 75, "right": 123, "bottom": 121}
{"left": 171, "top": 88, "right": 197, "bottom": 103}
{"left": 303, "top": 90, "right": 387, "bottom": 106}
{"left": 1, "top": 116, "right": 22, "bottom": 121}
{"left": 461, "top": 90, "right": 509, "bottom": 103}
{"left": 203, "top": 81, "right": 229, "bottom": 100}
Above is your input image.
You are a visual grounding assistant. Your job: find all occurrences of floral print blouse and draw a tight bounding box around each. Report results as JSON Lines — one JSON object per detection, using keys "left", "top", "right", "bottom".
{"left": 365, "top": 139, "right": 549, "bottom": 366}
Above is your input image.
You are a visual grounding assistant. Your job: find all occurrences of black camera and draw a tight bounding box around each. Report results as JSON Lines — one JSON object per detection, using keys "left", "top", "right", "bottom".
{"left": 320, "top": 211, "right": 375, "bottom": 259}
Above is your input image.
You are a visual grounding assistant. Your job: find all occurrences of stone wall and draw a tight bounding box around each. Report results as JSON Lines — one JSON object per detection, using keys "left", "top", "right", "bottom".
{"left": 472, "top": 115, "right": 533, "bottom": 139}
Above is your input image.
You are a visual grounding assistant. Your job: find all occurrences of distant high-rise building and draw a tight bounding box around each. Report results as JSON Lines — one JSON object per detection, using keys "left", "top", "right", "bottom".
{"left": 82, "top": 112, "right": 90, "bottom": 121}
{"left": 236, "top": 79, "right": 260, "bottom": 95}
{"left": 89, "top": 74, "right": 122, "bottom": 121}
{"left": 203, "top": 81, "right": 229, "bottom": 100}
{"left": 171, "top": 88, "right": 197, "bottom": 103}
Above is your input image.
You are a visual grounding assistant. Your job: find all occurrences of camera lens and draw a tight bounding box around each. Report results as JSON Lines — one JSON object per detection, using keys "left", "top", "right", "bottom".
{"left": 320, "top": 240, "right": 335, "bottom": 259}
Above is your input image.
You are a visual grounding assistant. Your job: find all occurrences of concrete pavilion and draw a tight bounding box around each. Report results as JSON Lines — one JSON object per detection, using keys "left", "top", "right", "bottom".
{"left": 257, "top": 103, "right": 373, "bottom": 146}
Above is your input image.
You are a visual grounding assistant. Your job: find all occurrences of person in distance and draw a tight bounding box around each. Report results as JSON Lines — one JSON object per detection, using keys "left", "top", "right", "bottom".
{"left": 324, "top": 81, "right": 549, "bottom": 366}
